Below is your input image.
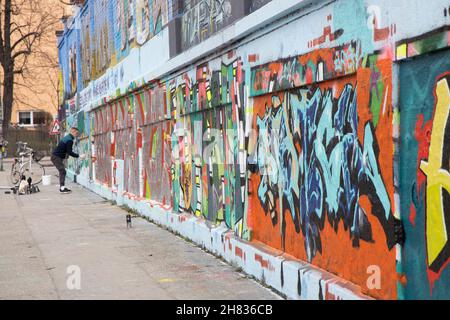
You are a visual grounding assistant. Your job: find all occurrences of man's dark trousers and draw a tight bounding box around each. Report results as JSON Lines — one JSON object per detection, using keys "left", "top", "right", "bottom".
{"left": 51, "top": 155, "right": 66, "bottom": 187}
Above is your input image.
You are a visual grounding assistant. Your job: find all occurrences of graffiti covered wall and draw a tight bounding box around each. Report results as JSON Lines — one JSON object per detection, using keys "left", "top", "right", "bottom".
{"left": 246, "top": 48, "right": 397, "bottom": 299}
{"left": 59, "top": 0, "right": 277, "bottom": 104}
{"left": 140, "top": 86, "right": 172, "bottom": 205}
{"left": 65, "top": 110, "right": 93, "bottom": 181}
{"left": 88, "top": 85, "right": 173, "bottom": 204}
{"left": 59, "top": 0, "right": 173, "bottom": 101}
{"left": 400, "top": 48, "right": 450, "bottom": 299}
{"left": 59, "top": 0, "right": 450, "bottom": 299}
{"left": 92, "top": 105, "right": 112, "bottom": 187}
{"left": 168, "top": 57, "right": 247, "bottom": 234}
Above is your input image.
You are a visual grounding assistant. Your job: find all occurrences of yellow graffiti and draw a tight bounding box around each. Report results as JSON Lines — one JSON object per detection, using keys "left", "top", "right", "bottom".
{"left": 420, "top": 77, "right": 450, "bottom": 270}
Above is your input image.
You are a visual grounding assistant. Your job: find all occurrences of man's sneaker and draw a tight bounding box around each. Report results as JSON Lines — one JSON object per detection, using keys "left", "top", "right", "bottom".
{"left": 60, "top": 187, "right": 72, "bottom": 194}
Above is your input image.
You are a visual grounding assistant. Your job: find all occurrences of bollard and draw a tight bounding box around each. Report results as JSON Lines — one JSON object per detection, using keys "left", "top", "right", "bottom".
{"left": 126, "top": 214, "right": 132, "bottom": 228}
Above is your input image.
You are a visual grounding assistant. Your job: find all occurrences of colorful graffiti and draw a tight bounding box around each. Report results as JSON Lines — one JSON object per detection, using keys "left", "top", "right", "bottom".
{"left": 60, "top": 0, "right": 172, "bottom": 96}
{"left": 112, "top": 96, "right": 141, "bottom": 196}
{"left": 70, "top": 47, "right": 399, "bottom": 299}
{"left": 250, "top": 41, "right": 363, "bottom": 97}
{"left": 69, "top": 40, "right": 79, "bottom": 95}
{"left": 92, "top": 0, "right": 112, "bottom": 80}
{"left": 253, "top": 85, "right": 396, "bottom": 261}
{"left": 60, "top": 0, "right": 273, "bottom": 101}
{"left": 420, "top": 74, "right": 450, "bottom": 274}
{"left": 168, "top": 57, "right": 247, "bottom": 233}
{"left": 139, "top": 1, "right": 168, "bottom": 53}
{"left": 93, "top": 106, "right": 113, "bottom": 187}
{"left": 114, "top": 0, "right": 128, "bottom": 55}
{"left": 58, "top": 0, "right": 450, "bottom": 301}
{"left": 181, "top": 0, "right": 234, "bottom": 51}
{"left": 400, "top": 48, "right": 450, "bottom": 299}
{"left": 65, "top": 110, "right": 93, "bottom": 180}
{"left": 136, "top": 0, "right": 151, "bottom": 45}
{"left": 247, "top": 50, "right": 398, "bottom": 299}
{"left": 89, "top": 85, "right": 173, "bottom": 203}
{"left": 396, "top": 27, "right": 450, "bottom": 61}
{"left": 307, "top": 15, "right": 344, "bottom": 49}
{"left": 140, "top": 86, "right": 172, "bottom": 204}
{"left": 80, "top": 7, "right": 92, "bottom": 87}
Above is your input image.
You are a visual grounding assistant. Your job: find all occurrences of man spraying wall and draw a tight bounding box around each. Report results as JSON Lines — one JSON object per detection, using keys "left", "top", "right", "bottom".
{"left": 51, "top": 127, "right": 86, "bottom": 194}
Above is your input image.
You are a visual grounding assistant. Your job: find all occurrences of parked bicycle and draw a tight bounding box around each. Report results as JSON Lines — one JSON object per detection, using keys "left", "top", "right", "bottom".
{"left": 11, "top": 142, "right": 46, "bottom": 186}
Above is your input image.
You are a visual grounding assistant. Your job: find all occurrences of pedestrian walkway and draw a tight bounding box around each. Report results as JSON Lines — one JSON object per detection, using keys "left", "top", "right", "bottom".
{"left": 0, "top": 165, "right": 282, "bottom": 300}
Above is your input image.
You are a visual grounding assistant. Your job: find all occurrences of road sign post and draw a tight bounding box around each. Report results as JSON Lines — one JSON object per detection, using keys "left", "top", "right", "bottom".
{"left": 50, "top": 119, "right": 61, "bottom": 136}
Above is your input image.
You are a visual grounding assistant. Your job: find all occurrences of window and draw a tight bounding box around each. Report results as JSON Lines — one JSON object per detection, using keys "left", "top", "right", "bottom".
{"left": 19, "top": 112, "right": 32, "bottom": 125}
{"left": 33, "top": 112, "right": 48, "bottom": 125}
{"left": 17, "top": 111, "right": 53, "bottom": 126}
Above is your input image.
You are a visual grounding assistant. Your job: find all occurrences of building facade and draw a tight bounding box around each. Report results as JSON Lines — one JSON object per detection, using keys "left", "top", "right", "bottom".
{"left": 6, "top": 0, "right": 70, "bottom": 128}
{"left": 57, "top": 0, "right": 450, "bottom": 300}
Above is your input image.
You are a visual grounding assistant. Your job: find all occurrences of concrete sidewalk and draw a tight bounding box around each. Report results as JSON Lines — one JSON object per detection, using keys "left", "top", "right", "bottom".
{"left": 0, "top": 165, "right": 282, "bottom": 300}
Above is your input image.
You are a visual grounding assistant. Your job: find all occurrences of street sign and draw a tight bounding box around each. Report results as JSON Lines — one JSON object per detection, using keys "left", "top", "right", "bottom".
{"left": 50, "top": 119, "right": 61, "bottom": 135}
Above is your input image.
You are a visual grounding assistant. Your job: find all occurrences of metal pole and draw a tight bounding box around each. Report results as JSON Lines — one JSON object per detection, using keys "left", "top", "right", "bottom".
{"left": 0, "top": 139, "right": 6, "bottom": 172}
{"left": 0, "top": 97, "right": 3, "bottom": 171}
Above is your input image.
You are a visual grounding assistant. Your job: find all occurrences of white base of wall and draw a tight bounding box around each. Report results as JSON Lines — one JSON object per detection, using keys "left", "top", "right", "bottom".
{"left": 68, "top": 170, "right": 373, "bottom": 300}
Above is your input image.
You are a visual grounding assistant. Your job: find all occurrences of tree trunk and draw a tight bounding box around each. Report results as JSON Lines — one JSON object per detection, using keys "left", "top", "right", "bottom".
{"left": 1, "top": 0, "right": 13, "bottom": 139}
{"left": 2, "top": 63, "right": 14, "bottom": 139}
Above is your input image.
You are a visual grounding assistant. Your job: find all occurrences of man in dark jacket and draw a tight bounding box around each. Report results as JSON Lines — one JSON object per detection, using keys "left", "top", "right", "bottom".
{"left": 51, "top": 127, "right": 85, "bottom": 193}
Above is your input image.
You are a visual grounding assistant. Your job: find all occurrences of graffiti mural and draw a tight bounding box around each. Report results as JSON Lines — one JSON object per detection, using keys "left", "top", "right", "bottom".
{"left": 57, "top": 0, "right": 450, "bottom": 300}
{"left": 92, "top": 0, "right": 112, "bottom": 80}
{"left": 181, "top": 0, "right": 233, "bottom": 51}
{"left": 93, "top": 106, "right": 113, "bottom": 187}
{"left": 71, "top": 0, "right": 172, "bottom": 86}
{"left": 151, "top": 0, "right": 169, "bottom": 35}
{"left": 420, "top": 74, "right": 450, "bottom": 274}
{"left": 396, "top": 27, "right": 450, "bottom": 61}
{"left": 253, "top": 84, "right": 396, "bottom": 257}
{"left": 67, "top": 26, "right": 81, "bottom": 97}
{"left": 139, "top": 86, "right": 172, "bottom": 205}
{"left": 65, "top": 110, "right": 93, "bottom": 181}
{"left": 250, "top": 41, "right": 363, "bottom": 97}
{"left": 400, "top": 48, "right": 450, "bottom": 299}
{"left": 136, "top": 0, "right": 151, "bottom": 45}
{"left": 247, "top": 51, "right": 398, "bottom": 299}
{"left": 80, "top": 7, "right": 92, "bottom": 87}
{"left": 69, "top": 42, "right": 78, "bottom": 95}
{"left": 112, "top": 96, "right": 141, "bottom": 196}
{"left": 114, "top": 0, "right": 129, "bottom": 56}
{"left": 168, "top": 57, "right": 248, "bottom": 233}
{"left": 90, "top": 84, "right": 173, "bottom": 201}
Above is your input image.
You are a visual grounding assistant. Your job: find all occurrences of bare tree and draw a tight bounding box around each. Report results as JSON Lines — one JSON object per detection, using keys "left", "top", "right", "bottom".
{"left": 0, "top": 0, "right": 62, "bottom": 138}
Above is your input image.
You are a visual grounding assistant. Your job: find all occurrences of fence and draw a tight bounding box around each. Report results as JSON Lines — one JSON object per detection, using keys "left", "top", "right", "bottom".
{"left": 2, "top": 126, "right": 57, "bottom": 158}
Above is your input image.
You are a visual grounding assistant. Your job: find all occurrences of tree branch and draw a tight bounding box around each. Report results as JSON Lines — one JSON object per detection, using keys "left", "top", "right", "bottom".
{"left": 11, "top": 31, "right": 39, "bottom": 52}
{"left": 11, "top": 49, "right": 31, "bottom": 60}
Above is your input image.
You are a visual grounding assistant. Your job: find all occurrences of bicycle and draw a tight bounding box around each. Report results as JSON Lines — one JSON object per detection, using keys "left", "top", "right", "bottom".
{"left": 10, "top": 142, "right": 46, "bottom": 186}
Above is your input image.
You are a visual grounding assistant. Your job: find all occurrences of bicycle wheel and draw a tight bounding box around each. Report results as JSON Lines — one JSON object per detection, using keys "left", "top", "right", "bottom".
{"left": 11, "top": 161, "right": 21, "bottom": 185}
{"left": 22, "top": 161, "right": 45, "bottom": 185}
